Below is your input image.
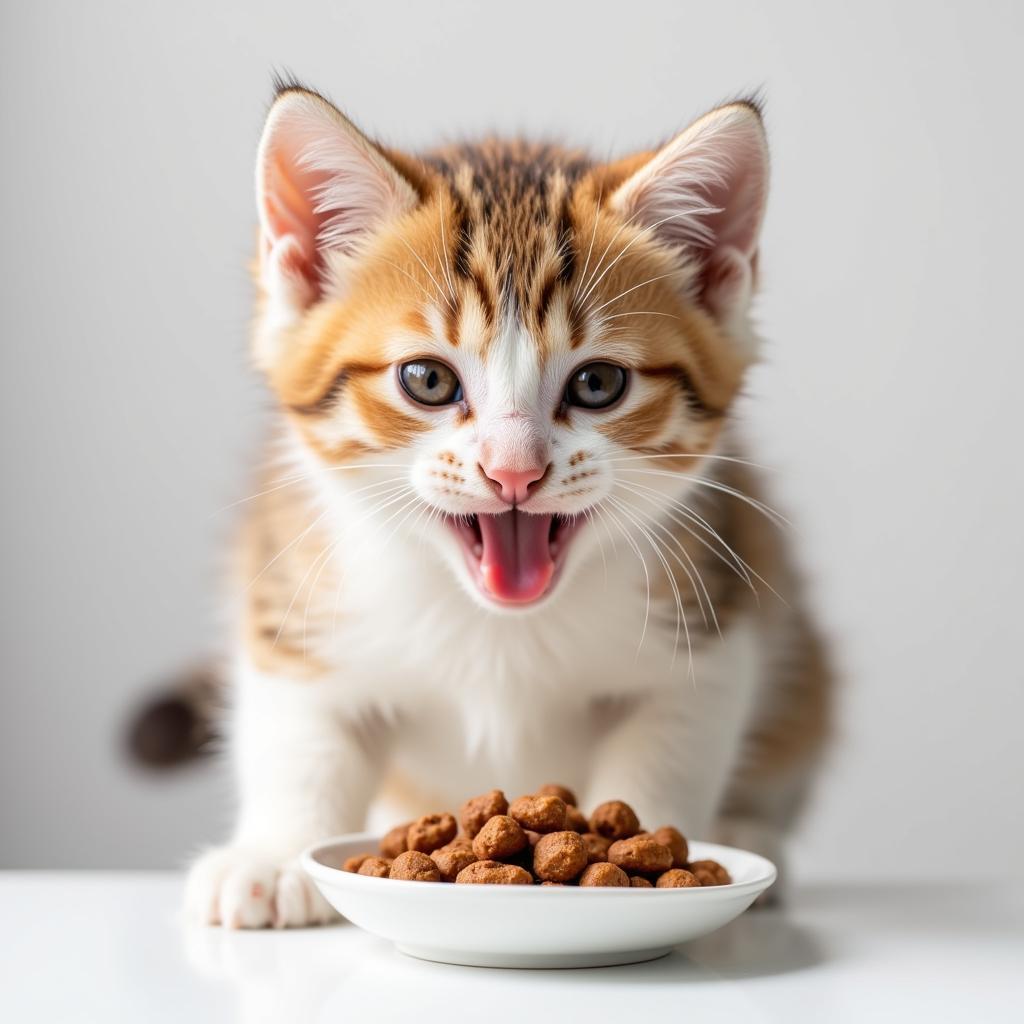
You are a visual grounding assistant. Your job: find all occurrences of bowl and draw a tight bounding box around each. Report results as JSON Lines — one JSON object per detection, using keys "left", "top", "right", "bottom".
{"left": 302, "top": 832, "right": 776, "bottom": 968}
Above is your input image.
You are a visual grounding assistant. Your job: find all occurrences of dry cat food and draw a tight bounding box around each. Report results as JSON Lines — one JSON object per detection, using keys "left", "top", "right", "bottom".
{"left": 342, "top": 786, "right": 733, "bottom": 888}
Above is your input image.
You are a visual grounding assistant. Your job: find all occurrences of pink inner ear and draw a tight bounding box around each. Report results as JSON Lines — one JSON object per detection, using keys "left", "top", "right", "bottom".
{"left": 260, "top": 141, "right": 335, "bottom": 295}
{"left": 614, "top": 105, "right": 768, "bottom": 268}
{"left": 255, "top": 94, "right": 418, "bottom": 312}
{"left": 698, "top": 132, "right": 767, "bottom": 259}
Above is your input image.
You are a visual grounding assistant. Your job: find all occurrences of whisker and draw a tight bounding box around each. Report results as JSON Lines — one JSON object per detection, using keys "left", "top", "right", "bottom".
{"left": 590, "top": 501, "right": 620, "bottom": 560}
{"left": 329, "top": 485, "right": 424, "bottom": 649}
{"left": 582, "top": 506, "right": 608, "bottom": 588}
{"left": 614, "top": 478, "right": 756, "bottom": 589}
{"left": 397, "top": 237, "right": 456, "bottom": 313}
{"left": 301, "top": 532, "right": 347, "bottom": 659}
{"left": 413, "top": 500, "right": 446, "bottom": 554}
{"left": 614, "top": 477, "right": 790, "bottom": 608}
{"left": 615, "top": 467, "right": 791, "bottom": 529}
{"left": 575, "top": 209, "right": 701, "bottom": 312}
{"left": 272, "top": 534, "right": 340, "bottom": 653}
{"left": 275, "top": 484, "right": 416, "bottom": 652}
{"left": 438, "top": 202, "right": 458, "bottom": 306}
{"left": 374, "top": 254, "right": 446, "bottom": 310}
{"left": 598, "top": 500, "right": 652, "bottom": 659}
{"left": 595, "top": 310, "right": 680, "bottom": 324}
{"left": 245, "top": 505, "right": 333, "bottom": 593}
{"left": 296, "top": 477, "right": 418, "bottom": 655}
{"left": 379, "top": 492, "right": 428, "bottom": 552}
{"left": 574, "top": 219, "right": 633, "bottom": 310}
{"left": 609, "top": 490, "right": 719, "bottom": 643}
{"left": 432, "top": 241, "right": 457, "bottom": 309}
{"left": 247, "top": 475, "right": 407, "bottom": 590}
{"left": 604, "top": 452, "right": 768, "bottom": 470}
{"left": 608, "top": 491, "right": 713, "bottom": 629}
{"left": 328, "top": 487, "right": 419, "bottom": 634}
{"left": 588, "top": 272, "right": 680, "bottom": 317}
{"left": 214, "top": 462, "right": 413, "bottom": 514}
{"left": 606, "top": 494, "right": 693, "bottom": 674}
{"left": 572, "top": 182, "right": 604, "bottom": 304}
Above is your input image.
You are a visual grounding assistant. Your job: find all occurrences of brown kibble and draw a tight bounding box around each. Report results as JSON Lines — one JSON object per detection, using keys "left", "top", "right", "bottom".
{"left": 343, "top": 853, "right": 374, "bottom": 873}
{"left": 407, "top": 813, "right": 458, "bottom": 854}
{"left": 455, "top": 860, "right": 533, "bottom": 885}
{"left": 509, "top": 794, "right": 567, "bottom": 833}
{"left": 580, "top": 832, "right": 611, "bottom": 863}
{"left": 656, "top": 868, "right": 701, "bottom": 888}
{"left": 650, "top": 826, "right": 688, "bottom": 868}
{"left": 533, "top": 831, "right": 588, "bottom": 882}
{"left": 535, "top": 783, "right": 578, "bottom": 807}
{"left": 472, "top": 814, "right": 527, "bottom": 860}
{"left": 608, "top": 836, "right": 673, "bottom": 874}
{"left": 430, "top": 842, "right": 478, "bottom": 882}
{"left": 689, "top": 859, "right": 732, "bottom": 886}
{"left": 356, "top": 856, "right": 392, "bottom": 878}
{"left": 459, "top": 789, "right": 508, "bottom": 838}
{"left": 589, "top": 800, "right": 641, "bottom": 840}
{"left": 367, "top": 793, "right": 708, "bottom": 896}
{"left": 380, "top": 822, "right": 413, "bottom": 859}
{"left": 389, "top": 850, "right": 442, "bottom": 882}
{"left": 564, "top": 804, "right": 588, "bottom": 833}
{"left": 578, "top": 862, "right": 630, "bottom": 887}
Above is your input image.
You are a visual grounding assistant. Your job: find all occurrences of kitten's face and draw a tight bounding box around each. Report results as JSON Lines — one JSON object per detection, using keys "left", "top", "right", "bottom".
{"left": 256, "top": 92, "right": 766, "bottom": 610}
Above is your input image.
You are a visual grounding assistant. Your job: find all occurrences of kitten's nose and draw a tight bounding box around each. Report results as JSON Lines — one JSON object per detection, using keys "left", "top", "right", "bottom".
{"left": 480, "top": 464, "right": 549, "bottom": 505}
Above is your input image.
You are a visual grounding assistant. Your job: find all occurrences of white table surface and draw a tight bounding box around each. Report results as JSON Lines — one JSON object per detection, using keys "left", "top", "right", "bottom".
{"left": 1, "top": 872, "right": 1020, "bottom": 1022}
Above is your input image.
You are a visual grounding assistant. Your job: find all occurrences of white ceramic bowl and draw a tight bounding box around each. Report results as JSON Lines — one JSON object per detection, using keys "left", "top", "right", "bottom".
{"left": 302, "top": 832, "right": 776, "bottom": 968}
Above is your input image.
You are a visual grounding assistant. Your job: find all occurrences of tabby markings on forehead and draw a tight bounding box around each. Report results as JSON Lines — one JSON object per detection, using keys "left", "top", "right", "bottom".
{"left": 423, "top": 140, "right": 590, "bottom": 323}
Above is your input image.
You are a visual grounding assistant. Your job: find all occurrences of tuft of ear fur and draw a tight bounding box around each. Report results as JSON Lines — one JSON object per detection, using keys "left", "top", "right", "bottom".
{"left": 255, "top": 87, "right": 419, "bottom": 361}
{"left": 611, "top": 101, "right": 769, "bottom": 330}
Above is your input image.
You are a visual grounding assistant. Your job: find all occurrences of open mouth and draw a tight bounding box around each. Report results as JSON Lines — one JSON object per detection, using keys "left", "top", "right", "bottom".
{"left": 446, "top": 511, "right": 583, "bottom": 606}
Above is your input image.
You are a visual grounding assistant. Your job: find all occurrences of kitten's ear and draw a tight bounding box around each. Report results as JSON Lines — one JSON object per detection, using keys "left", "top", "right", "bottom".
{"left": 610, "top": 101, "right": 768, "bottom": 322}
{"left": 256, "top": 87, "right": 418, "bottom": 317}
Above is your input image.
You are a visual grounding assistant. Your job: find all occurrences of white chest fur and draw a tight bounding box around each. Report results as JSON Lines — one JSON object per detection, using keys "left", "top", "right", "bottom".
{"left": 295, "top": 523, "right": 763, "bottom": 832}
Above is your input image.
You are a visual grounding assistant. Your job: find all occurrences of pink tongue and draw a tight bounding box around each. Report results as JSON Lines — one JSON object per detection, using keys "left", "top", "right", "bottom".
{"left": 477, "top": 511, "right": 555, "bottom": 603}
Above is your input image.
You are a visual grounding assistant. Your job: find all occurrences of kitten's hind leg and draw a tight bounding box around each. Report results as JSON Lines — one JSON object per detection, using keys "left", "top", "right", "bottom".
{"left": 185, "top": 663, "right": 386, "bottom": 928}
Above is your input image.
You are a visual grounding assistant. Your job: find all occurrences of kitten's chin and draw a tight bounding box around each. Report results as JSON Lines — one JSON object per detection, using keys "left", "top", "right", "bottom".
{"left": 444, "top": 510, "right": 583, "bottom": 610}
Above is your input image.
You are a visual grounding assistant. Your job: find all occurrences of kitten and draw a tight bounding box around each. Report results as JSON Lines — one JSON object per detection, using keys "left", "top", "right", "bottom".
{"left": 184, "top": 82, "right": 832, "bottom": 927}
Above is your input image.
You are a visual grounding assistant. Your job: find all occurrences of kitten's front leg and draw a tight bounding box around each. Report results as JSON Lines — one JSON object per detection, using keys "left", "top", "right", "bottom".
{"left": 185, "top": 665, "right": 385, "bottom": 929}
{"left": 583, "top": 623, "right": 761, "bottom": 839}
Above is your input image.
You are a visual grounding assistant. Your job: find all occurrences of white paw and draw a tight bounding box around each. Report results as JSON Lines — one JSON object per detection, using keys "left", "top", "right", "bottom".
{"left": 184, "top": 846, "right": 337, "bottom": 929}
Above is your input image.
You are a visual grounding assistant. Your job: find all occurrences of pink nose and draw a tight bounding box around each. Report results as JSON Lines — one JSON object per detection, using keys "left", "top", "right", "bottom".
{"left": 481, "top": 464, "right": 548, "bottom": 505}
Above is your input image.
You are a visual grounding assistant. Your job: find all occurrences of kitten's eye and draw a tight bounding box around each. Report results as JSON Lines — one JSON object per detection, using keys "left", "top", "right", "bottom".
{"left": 399, "top": 359, "right": 463, "bottom": 406}
{"left": 566, "top": 362, "right": 628, "bottom": 409}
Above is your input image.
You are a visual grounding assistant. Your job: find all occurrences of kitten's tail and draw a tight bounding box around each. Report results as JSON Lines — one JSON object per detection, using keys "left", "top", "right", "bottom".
{"left": 124, "top": 662, "right": 222, "bottom": 769}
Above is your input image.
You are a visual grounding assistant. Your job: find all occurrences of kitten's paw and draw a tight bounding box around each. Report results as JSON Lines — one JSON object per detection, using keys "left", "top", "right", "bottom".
{"left": 185, "top": 846, "right": 337, "bottom": 929}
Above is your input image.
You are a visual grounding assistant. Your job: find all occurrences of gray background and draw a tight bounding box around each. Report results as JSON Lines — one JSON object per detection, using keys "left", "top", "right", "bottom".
{"left": 2, "top": 0, "right": 1021, "bottom": 877}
